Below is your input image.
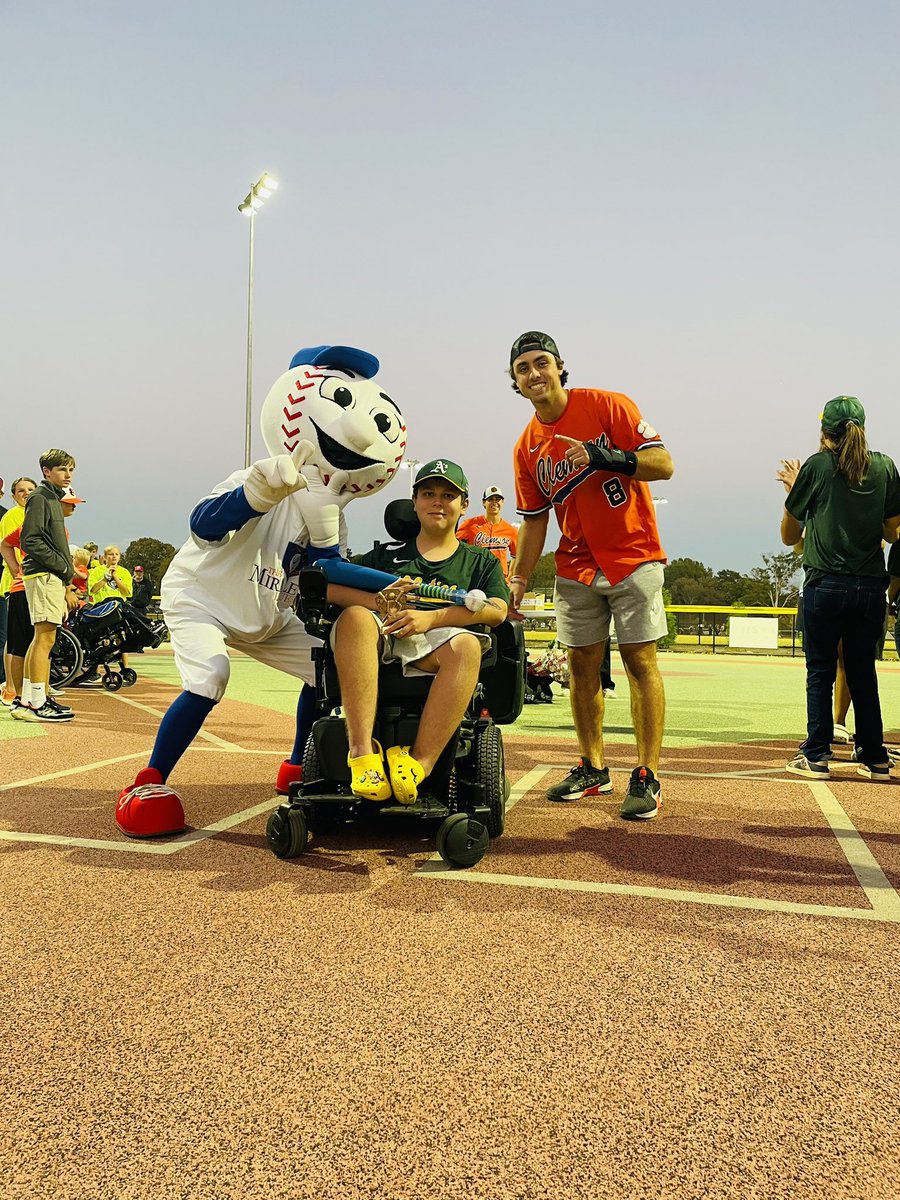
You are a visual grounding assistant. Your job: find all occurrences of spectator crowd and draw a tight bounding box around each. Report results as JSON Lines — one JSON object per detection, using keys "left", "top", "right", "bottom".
{"left": 0, "top": 453, "right": 156, "bottom": 724}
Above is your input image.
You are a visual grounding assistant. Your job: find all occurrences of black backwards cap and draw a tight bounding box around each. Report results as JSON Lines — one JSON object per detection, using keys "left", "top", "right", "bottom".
{"left": 509, "top": 331, "right": 561, "bottom": 368}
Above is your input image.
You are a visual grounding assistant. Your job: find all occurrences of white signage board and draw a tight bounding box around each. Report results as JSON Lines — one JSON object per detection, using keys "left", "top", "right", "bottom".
{"left": 729, "top": 616, "right": 779, "bottom": 650}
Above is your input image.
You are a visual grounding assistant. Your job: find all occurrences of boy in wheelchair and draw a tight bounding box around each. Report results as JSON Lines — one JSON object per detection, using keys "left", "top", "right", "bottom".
{"left": 327, "top": 459, "right": 509, "bottom": 804}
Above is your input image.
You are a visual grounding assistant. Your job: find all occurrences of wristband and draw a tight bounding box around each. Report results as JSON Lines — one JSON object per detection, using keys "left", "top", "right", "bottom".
{"left": 585, "top": 443, "right": 638, "bottom": 477}
{"left": 509, "top": 574, "right": 528, "bottom": 585}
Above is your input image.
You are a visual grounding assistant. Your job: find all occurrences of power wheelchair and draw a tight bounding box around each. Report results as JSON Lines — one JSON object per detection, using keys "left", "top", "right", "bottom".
{"left": 50, "top": 600, "right": 163, "bottom": 691}
{"left": 265, "top": 500, "right": 526, "bottom": 869}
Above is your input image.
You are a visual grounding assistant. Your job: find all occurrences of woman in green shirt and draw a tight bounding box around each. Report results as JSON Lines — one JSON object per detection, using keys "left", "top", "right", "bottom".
{"left": 780, "top": 397, "right": 900, "bottom": 780}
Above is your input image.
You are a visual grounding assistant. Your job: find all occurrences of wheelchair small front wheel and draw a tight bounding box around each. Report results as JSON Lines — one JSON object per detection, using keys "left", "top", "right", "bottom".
{"left": 436, "top": 813, "right": 489, "bottom": 869}
{"left": 102, "top": 672, "right": 124, "bottom": 691}
{"left": 266, "top": 806, "right": 308, "bottom": 859}
{"left": 120, "top": 667, "right": 138, "bottom": 686}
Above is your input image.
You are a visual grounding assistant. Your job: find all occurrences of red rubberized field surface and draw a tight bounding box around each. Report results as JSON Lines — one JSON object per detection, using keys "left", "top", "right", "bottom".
{"left": 2, "top": 653, "right": 899, "bottom": 1200}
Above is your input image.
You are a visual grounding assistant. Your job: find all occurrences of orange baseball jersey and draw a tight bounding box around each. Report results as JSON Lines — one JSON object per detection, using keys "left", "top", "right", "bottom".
{"left": 513, "top": 388, "right": 666, "bottom": 587}
{"left": 456, "top": 516, "right": 518, "bottom": 578}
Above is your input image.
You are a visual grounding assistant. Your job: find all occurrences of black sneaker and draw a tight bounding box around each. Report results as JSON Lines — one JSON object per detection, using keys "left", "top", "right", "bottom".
{"left": 29, "top": 700, "right": 74, "bottom": 722}
{"left": 45, "top": 696, "right": 73, "bottom": 714}
{"left": 620, "top": 766, "right": 661, "bottom": 820}
{"left": 546, "top": 758, "right": 612, "bottom": 802}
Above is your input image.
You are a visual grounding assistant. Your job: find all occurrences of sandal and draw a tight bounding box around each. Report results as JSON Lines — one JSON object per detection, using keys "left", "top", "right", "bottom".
{"left": 348, "top": 739, "right": 392, "bottom": 801}
{"left": 386, "top": 745, "right": 426, "bottom": 805}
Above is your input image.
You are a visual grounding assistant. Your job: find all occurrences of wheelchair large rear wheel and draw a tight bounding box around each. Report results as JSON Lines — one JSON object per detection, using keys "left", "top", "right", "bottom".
{"left": 266, "top": 805, "right": 308, "bottom": 859}
{"left": 476, "top": 723, "right": 506, "bottom": 838}
{"left": 437, "top": 813, "right": 489, "bottom": 868}
{"left": 50, "top": 627, "right": 84, "bottom": 688}
{"left": 301, "top": 732, "right": 322, "bottom": 786}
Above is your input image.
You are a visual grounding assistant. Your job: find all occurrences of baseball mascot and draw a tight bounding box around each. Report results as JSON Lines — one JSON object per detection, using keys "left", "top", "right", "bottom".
{"left": 116, "top": 344, "right": 407, "bottom": 838}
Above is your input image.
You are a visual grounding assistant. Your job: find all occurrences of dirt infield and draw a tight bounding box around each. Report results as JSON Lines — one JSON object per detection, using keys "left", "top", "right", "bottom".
{"left": 2, "top": 655, "right": 899, "bottom": 1199}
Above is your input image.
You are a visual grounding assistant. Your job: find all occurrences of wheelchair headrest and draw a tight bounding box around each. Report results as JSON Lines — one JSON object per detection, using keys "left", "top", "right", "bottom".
{"left": 383, "top": 498, "right": 420, "bottom": 543}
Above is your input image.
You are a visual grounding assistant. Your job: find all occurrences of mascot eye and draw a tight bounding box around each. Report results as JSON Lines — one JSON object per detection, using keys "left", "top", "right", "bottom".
{"left": 319, "top": 377, "right": 359, "bottom": 407}
{"left": 372, "top": 408, "right": 400, "bottom": 444}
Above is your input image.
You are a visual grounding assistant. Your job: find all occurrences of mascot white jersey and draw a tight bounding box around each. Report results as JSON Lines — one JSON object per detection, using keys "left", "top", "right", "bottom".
{"left": 116, "top": 344, "right": 405, "bottom": 840}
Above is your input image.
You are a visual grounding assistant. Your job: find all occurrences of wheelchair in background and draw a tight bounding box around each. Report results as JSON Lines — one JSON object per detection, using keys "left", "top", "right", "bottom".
{"left": 50, "top": 600, "right": 163, "bottom": 690}
{"left": 266, "top": 500, "right": 526, "bottom": 869}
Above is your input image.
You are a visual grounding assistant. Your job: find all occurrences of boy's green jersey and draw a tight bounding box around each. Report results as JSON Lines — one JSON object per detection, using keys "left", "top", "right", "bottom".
{"left": 359, "top": 538, "right": 509, "bottom": 601}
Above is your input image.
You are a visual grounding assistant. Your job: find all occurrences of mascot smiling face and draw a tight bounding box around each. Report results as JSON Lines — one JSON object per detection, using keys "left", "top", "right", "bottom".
{"left": 260, "top": 345, "right": 406, "bottom": 498}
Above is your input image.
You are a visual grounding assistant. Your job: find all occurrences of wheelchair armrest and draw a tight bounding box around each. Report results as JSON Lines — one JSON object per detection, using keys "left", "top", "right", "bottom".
{"left": 475, "top": 624, "right": 498, "bottom": 669}
{"left": 295, "top": 566, "right": 335, "bottom": 639}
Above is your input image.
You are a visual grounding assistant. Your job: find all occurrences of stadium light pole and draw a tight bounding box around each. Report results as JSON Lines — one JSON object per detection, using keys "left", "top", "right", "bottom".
{"left": 400, "top": 458, "right": 421, "bottom": 497}
{"left": 238, "top": 172, "right": 279, "bottom": 467}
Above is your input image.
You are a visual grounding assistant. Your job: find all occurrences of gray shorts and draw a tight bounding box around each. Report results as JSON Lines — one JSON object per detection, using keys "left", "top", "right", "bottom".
{"left": 554, "top": 562, "right": 667, "bottom": 648}
{"left": 332, "top": 610, "right": 492, "bottom": 677}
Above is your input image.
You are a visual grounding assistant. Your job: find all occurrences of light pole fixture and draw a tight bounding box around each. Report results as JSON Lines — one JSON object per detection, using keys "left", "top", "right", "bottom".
{"left": 238, "top": 172, "right": 279, "bottom": 467}
{"left": 400, "top": 458, "right": 421, "bottom": 497}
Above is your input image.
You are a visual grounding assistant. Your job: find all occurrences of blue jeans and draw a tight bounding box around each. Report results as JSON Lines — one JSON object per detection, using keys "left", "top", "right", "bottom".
{"left": 801, "top": 575, "right": 887, "bottom": 764}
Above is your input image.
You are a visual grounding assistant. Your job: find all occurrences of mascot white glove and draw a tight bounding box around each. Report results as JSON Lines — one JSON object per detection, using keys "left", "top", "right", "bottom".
{"left": 292, "top": 463, "right": 350, "bottom": 547}
{"left": 243, "top": 454, "right": 309, "bottom": 514}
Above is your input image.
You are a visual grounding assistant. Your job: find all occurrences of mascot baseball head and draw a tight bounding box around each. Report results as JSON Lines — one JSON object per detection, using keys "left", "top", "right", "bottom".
{"left": 260, "top": 345, "right": 406, "bottom": 498}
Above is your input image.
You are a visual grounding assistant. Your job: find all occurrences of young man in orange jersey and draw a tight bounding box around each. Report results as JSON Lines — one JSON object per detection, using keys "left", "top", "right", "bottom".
{"left": 456, "top": 485, "right": 518, "bottom": 580}
{"left": 507, "top": 332, "right": 674, "bottom": 818}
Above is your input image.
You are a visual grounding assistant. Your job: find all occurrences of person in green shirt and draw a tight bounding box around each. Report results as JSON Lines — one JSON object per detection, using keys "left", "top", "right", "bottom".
{"left": 327, "top": 458, "right": 509, "bottom": 806}
{"left": 780, "top": 396, "right": 900, "bottom": 780}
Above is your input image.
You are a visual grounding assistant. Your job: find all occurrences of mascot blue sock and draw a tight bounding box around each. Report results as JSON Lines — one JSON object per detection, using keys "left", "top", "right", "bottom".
{"left": 148, "top": 692, "right": 217, "bottom": 781}
{"left": 275, "top": 684, "right": 317, "bottom": 794}
{"left": 290, "top": 685, "right": 316, "bottom": 765}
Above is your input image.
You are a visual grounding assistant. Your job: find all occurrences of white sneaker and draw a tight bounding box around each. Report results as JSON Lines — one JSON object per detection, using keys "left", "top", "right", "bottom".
{"left": 49, "top": 685, "right": 66, "bottom": 697}
{"left": 832, "top": 723, "right": 852, "bottom": 745}
{"left": 850, "top": 747, "right": 891, "bottom": 782}
{"left": 10, "top": 699, "right": 37, "bottom": 722}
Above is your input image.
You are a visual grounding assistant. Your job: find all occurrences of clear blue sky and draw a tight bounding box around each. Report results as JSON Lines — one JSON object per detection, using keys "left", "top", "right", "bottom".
{"left": 3, "top": 0, "right": 898, "bottom": 572}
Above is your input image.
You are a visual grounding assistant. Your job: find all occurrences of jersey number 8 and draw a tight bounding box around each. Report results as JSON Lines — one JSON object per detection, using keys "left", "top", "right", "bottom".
{"left": 603, "top": 477, "right": 628, "bottom": 507}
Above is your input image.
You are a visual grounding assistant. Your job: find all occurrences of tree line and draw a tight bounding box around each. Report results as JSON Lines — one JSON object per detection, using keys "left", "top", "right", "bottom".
{"left": 120, "top": 537, "right": 803, "bottom": 610}
{"left": 531, "top": 550, "right": 803, "bottom": 608}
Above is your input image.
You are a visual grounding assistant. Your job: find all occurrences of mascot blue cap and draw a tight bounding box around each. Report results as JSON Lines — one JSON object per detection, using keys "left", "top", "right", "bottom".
{"left": 289, "top": 345, "right": 379, "bottom": 378}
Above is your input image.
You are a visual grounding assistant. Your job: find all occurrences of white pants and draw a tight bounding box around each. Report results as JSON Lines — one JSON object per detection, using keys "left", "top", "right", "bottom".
{"left": 167, "top": 601, "right": 317, "bottom": 702}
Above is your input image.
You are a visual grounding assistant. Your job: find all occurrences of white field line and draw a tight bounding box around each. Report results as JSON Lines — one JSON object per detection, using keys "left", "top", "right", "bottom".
{"left": 107, "top": 691, "right": 246, "bottom": 751}
{"left": 0, "top": 796, "right": 280, "bottom": 856}
{"left": 416, "top": 764, "right": 900, "bottom": 924}
{"left": 0, "top": 752, "right": 150, "bottom": 792}
{"left": 415, "top": 867, "right": 897, "bottom": 923}
{"left": 808, "top": 781, "right": 900, "bottom": 919}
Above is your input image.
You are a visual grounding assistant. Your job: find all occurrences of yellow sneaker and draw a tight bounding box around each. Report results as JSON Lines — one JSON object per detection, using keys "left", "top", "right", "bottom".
{"left": 348, "top": 740, "right": 392, "bottom": 801}
{"left": 386, "top": 745, "right": 426, "bottom": 805}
